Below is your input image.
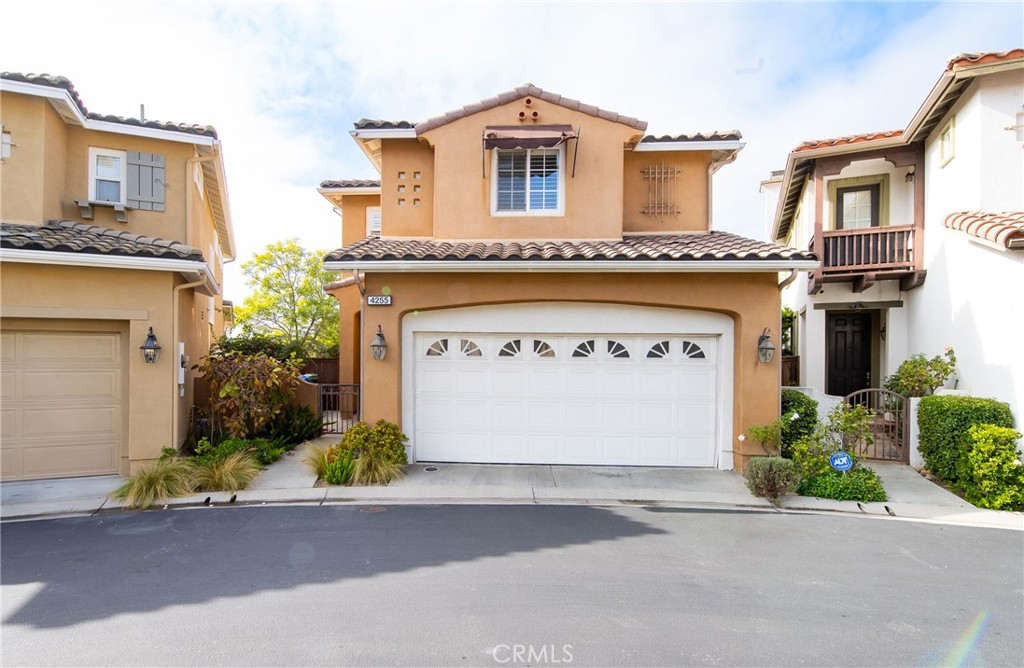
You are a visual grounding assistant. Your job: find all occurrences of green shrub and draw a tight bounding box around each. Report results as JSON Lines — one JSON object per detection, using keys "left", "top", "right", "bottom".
{"left": 193, "top": 436, "right": 286, "bottom": 467}
{"left": 338, "top": 420, "right": 409, "bottom": 465}
{"left": 111, "top": 459, "right": 196, "bottom": 510}
{"left": 798, "top": 468, "right": 888, "bottom": 502}
{"left": 323, "top": 449, "right": 356, "bottom": 486}
{"left": 884, "top": 348, "right": 957, "bottom": 397}
{"left": 781, "top": 389, "right": 818, "bottom": 456}
{"left": 918, "top": 395, "right": 1015, "bottom": 484}
{"left": 745, "top": 421, "right": 782, "bottom": 456}
{"left": 790, "top": 403, "right": 873, "bottom": 477}
{"left": 194, "top": 350, "right": 302, "bottom": 439}
{"left": 956, "top": 424, "right": 1024, "bottom": 511}
{"left": 190, "top": 451, "right": 262, "bottom": 492}
{"left": 261, "top": 404, "right": 323, "bottom": 447}
{"left": 745, "top": 457, "right": 800, "bottom": 505}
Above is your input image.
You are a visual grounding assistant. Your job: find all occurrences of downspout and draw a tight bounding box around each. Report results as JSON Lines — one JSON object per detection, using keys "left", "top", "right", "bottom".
{"left": 174, "top": 150, "right": 220, "bottom": 450}
{"left": 778, "top": 269, "right": 797, "bottom": 290}
{"left": 171, "top": 274, "right": 206, "bottom": 451}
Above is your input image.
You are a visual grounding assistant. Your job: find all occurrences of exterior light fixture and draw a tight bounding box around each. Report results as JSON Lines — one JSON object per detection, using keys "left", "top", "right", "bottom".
{"left": 905, "top": 167, "right": 915, "bottom": 183}
{"left": 370, "top": 325, "right": 387, "bottom": 361}
{"left": 757, "top": 328, "right": 775, "bottom": 364}
{"left": 140, "top": 327, "right": 162, "bottom": 363}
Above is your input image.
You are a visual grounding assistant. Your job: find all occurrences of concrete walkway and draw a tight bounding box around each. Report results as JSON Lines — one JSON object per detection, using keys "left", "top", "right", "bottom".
{"left": 2, "top": 440, "right": 1021, "bottom": 531}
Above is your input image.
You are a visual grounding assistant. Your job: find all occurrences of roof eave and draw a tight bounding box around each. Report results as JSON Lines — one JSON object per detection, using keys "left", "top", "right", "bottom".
{"left": 634, "top": 140, "right": 745, "bottom": 152}
{"left": 324, "top": 259, "right": 820, "bottom": 273}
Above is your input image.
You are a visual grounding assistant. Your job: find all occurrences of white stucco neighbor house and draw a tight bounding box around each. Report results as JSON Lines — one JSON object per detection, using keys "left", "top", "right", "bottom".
{"left": 762, "top": 50, "right": 1024, "bottom": 428}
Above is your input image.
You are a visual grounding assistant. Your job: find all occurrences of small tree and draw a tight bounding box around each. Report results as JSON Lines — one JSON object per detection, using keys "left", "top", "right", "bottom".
{"left": 884, "top": 347, "right": 957, "bottom": 397}
{"left": 195, "top": 351, "right": 302, "bottom": 439}
{"left": 232, "top": 239, "right": 339, "bottom": 357}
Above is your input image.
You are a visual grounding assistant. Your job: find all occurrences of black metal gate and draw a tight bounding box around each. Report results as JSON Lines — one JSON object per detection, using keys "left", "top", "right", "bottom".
{"left": 843, "top": 388, "right": 908, "bottom": 462}
{"left": 319, "top": 384, "right": 359, "bottom": 434}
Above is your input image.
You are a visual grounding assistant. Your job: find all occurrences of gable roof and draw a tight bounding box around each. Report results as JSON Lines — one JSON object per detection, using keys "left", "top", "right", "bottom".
{"left": 770, "top": 49, "right": 1024, "bottom": 242}
{"left": 1, "top": 72, "right": 218, "bottom": 139}
{"left": 944, "top": 211, "right": 1024, "bottom": 250}
{"left": 415, "top": 84, "right": 648, "bottom": 134}
{"left": 324, "top": 231, "right": 817, "bottom": 272}
{"left": 0, "top": 221, "right": 204, "bottom": 261}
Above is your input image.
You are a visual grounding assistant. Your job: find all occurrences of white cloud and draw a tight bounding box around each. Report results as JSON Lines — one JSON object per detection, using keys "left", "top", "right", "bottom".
{"left": 2, "top": 1, "right": 1020, "bottom": 302}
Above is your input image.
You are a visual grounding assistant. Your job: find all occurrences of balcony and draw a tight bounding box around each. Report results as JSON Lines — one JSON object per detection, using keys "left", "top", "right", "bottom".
{"left": 808, "top": 225, "right": 925, "bottom": 294}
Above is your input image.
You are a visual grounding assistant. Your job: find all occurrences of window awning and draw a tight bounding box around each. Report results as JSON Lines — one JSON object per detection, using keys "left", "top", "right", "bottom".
{"left": 483, "top": 125, "right": 576, "bottom": 150}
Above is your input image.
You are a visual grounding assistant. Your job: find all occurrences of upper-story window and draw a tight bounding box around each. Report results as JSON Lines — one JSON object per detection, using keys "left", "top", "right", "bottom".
{"left": 829, "top": 175, "right": 888, "bottom": 231}
{"left": 835, "top": 184, "right": 880, "bottom": 229}
{"left": 1, "top": 131, "right": 11, "bottom": 160}
{"left": 939, "top": 117, "right": 955, "bottom": 166}
{"left": 491, "top": 146, "right": 565, "bottom": 216}
{"left": 89, "top": 147, "right": 127, "bottom": 204}
{"left": 366, "top": 206, "right": 382, "bottom": 237}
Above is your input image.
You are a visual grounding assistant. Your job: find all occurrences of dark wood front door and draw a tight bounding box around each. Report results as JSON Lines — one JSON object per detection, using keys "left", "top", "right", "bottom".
{"left": 828, "top": 313, "right": 872, "bottom": 396}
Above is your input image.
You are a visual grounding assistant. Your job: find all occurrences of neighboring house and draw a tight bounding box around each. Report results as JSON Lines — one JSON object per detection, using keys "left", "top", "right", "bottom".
{"left": 0, "top": 73, "right": 236, "bottom": 480}
{"left": 763, "top": 50, "right": 1023, "bottom": 422}
{"left": 318, "top": 85, "right": 816, "bottom": 471}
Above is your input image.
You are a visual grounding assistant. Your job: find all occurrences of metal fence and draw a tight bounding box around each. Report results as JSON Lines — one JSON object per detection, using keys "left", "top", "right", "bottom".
{"left": 319, "top": 384, "right": 359, "bottom": 434}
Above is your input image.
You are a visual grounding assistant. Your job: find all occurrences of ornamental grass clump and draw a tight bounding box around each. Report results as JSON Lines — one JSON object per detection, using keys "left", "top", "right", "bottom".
{"left": 111, "top": 459, "right": 196, "bottom": 510}
{"left": 190, "top": 451, "right": 262, "bottom": 493}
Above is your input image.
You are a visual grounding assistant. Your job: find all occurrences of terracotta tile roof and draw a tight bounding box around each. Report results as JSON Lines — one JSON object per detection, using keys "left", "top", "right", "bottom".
{"left": 641, "top": 131, "right": 742, "bottom": 143}
{"left": 325, "top": 232, "right": 815, "bottom": 264}
{"left": 0, "top": 221, "right": 204, "bottom": 261}
{"left": 415, "top": 84, "right": 648, "bottom": 134}
{"left": 1, "top": 72, "right": 218, "bottom": 139}
{"left": 794, "top": 129, "right": 902, "bottom": 153}
{"left": 319, "top": 179, "right": 381, "bottom": 189}
{"left": 944, "top": 211, "right": 1024, "bottom": 249}
{"left": 353, "top": 119, "right": 416, "bottom": 130}
{"left": 948, "top": 49, "right": 1024, "bottom": 71}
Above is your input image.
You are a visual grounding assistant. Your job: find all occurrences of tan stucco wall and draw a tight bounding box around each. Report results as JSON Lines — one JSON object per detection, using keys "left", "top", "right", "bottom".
{"left": 1, "top": 95, "right": 51, "bottom": 223}
{"left": 420, "top": 97, "right": 640, "bottom": 240}
{"left": 329, "top": 284, "right": 362, "bottom": 385}
{"left": 347, "top": 271, "right": 781, "bottom": 471}
{"left": 622, "top": 150, "right": 711, "bottom": 233}
{"left": 0, "top": 263, "right": 177, "bottom": 474}
{"left": 341, "top": 194, "right": 382, "bottom": 246}
{"left": 379, "top": 138, "right": 434, "bottom": 238}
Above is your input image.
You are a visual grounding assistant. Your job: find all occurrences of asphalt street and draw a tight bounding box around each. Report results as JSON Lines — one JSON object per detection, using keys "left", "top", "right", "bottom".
{"left": 2, "top": 504, "right": 1022, "bottom": 667}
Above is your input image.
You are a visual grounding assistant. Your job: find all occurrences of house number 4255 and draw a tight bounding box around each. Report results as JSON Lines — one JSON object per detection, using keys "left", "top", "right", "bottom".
{"left": 367, "top": 295, "right": 392, "bottom": 306}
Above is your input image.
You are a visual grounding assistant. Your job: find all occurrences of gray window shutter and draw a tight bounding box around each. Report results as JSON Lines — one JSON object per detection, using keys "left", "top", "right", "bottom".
{"left": 127, "top": 152, "right": 165, "bottom": 211}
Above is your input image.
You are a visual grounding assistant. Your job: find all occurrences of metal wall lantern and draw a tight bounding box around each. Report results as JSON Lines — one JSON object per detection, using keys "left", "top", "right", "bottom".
{"left": 370, "top": 325, "right": 387, "bottom": 361}
{"left": 140, "top": 327, "right": 162, "bottom": 363}
{"left": 757, "top": 328, "right": 775, "bottom": 364}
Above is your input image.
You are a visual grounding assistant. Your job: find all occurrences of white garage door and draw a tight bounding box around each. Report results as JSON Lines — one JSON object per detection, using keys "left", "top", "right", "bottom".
{"left": 414, "top": 333, "right": 719, "bottom": 466}
{"left": 1, "top": 330, "right": 123, "bottom": 480}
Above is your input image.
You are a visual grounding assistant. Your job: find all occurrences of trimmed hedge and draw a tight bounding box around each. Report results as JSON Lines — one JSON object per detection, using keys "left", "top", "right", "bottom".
{"left": 918, "top": 395, "right": 1014, "bottom": 483}
{"left": 781, "top": 389, "right": 818, "bottom": 457}
{"left": 797, "top": 468, "right": 887, "bottom": 503}
{"left": 957, "top": 424, "right": 1024, "bottom": 511}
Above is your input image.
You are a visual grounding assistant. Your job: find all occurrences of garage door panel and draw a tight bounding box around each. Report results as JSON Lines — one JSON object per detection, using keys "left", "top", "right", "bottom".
{"left": 1, "top": 409, "right": 16, "bottom": 438}
{"left": 22, "top": 370, "right": 119, "bottom": 401}
{"left": 493, "top": 368, "right": 526, "bottom": 393}
{"left": 0, "top": 371, "right": 14, "bottom": 400}
{"left": 22, "top": 333, "right": 118, "bottom": 364}
{"left": 418, "top": 366, "right": 454, "bottom": 392}
{"left": 601, "top": 402, "right": 638, "bottom": 429}
{"left": 414, "top": 332, "right": 722, "bottom": 467}
{"left": 455, "top": 368, "right": 489, "bottom": 393}
{"left": 639, "top": 437, "right": 673, "bottom": 462}
{"left": 528, "top": 402, "right": 562, "bottom": 428}
{"left": 23, "top": 406, "right": 120, "bottom": 437}
{"left": 565, "top": 402, "right": 598, "bottom": 428}
{"left": 22, "top": 442, "right": 118, "bottom": 478}
{"left": 416, "top": 399, "right": 455, "bottom": 428}
{"left": 492, "top": 401, "right": 525, "bottom": 426}
{"left": 528, "top": 368, "right": 563, "bottom": 394}
{"left": 1, "top": 332, "right": 16, "bottom": 362}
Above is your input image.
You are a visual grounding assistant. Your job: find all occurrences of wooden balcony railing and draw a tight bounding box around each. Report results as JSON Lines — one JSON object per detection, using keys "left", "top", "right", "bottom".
{"left": 812, "top": 225, "right": 915, "bottom": 274}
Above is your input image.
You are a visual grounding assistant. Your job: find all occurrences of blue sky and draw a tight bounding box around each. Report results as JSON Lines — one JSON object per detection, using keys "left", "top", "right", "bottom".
{"left": 2, "top": 1, "right": 1021, "bottom": 302}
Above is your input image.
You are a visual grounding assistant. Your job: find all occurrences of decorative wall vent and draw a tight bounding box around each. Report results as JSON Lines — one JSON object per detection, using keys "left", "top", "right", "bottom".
{"left": 641, "top": 163, "right": 681, "bottom": 216}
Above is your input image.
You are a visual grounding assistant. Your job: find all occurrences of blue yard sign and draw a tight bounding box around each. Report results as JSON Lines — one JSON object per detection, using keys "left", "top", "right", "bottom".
{"left": 830, "top": 451, "right": 853, "bottom": 472}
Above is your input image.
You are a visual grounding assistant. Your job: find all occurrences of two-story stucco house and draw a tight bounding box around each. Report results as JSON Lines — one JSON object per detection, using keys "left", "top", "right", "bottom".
{"left": 0, "top": 73, "right": 236, "bottom": 480}
{"left": 319, "top": 85, "right": 816, "bottom": 472}
{"left": 763, "top": 50, "right": 1023, "bottom": 428}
